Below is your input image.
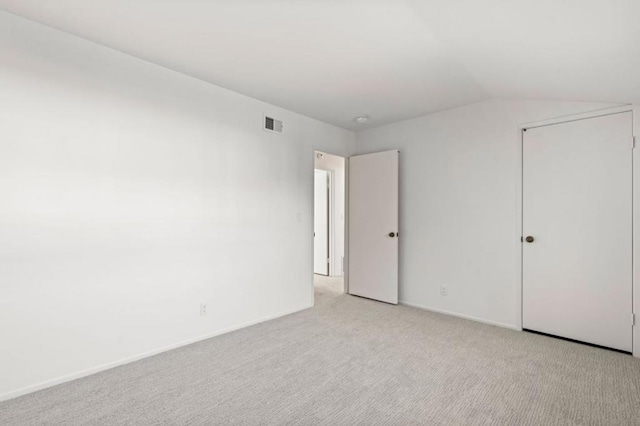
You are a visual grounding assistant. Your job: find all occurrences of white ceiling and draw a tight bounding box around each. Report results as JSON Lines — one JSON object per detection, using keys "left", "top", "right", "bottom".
{"left": 0, "top": 0, "right": 638, "bottom": 130}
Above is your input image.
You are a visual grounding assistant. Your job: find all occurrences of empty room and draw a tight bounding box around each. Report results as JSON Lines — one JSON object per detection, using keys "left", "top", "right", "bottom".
{"left": 1, "top": 1, "right": 639, "bottom": 425}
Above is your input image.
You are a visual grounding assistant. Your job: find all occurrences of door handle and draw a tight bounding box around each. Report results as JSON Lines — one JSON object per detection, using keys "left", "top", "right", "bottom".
{"left": 389, "top": 232, "right": 397, "bottom": 238}
{"left": 525, "top": 236, "right": 534, "bottom": 243}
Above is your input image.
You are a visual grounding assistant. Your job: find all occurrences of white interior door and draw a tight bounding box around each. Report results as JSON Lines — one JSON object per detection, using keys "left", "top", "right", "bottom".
{"left": 314, "top": 169, "right": 329, "bottom": 275}
{"left": 523, "top": 112, "right": 633, "bottom": 352}
{"left": 348, "top": 150, "right": 399, "bottom": 304}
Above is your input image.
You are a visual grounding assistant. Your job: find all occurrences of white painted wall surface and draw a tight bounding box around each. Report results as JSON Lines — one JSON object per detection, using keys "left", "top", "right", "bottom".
{"left": 313, "top": 170, "right": 329, "bottom": 275}
{"left": 0, "top": 12, "right": 354, "bottom": 400}
{"left": 314, "top": 152, "right": 345, "bottom": 276}
{"left": 355, "top": 99, "right": 625, "bottom": 330}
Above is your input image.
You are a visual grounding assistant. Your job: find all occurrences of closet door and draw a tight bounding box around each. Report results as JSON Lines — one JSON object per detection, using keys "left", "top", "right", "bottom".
{"left": 522, "top": 112, "right": 633, "bottom": 352}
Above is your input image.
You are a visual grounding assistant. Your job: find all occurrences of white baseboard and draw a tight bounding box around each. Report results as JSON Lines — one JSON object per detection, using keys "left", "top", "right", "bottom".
{"left": 399, "top": 300, "right": 521, "bottom": 331}
{"left": 0, "top": 304, "right": 312, "bottom": 402}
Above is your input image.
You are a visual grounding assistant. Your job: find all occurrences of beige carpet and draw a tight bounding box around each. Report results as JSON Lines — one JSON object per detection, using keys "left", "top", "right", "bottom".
{"left": 1, "top": 276, "right": 640, "bottom": 425}
{"left": 313, "top": 274, "right": 344, "bottom": 299}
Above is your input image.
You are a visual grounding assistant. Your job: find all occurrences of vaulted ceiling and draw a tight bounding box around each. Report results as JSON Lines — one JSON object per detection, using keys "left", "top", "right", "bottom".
{"left": 1, "top": 0, "right": 638, "bottom": 130}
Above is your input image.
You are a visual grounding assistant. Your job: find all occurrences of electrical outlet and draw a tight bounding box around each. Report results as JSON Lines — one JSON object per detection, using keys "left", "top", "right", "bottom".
{"left": 200, "top": 303, "right": 208, "bottom": 316}
{"left": 439, "top": 285, "right": 448, "bottom": 296}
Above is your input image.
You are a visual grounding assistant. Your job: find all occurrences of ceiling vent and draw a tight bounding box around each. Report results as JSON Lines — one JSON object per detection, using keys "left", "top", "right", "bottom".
{"left": 264, "top": 115, "right": 283, "bottom": 134}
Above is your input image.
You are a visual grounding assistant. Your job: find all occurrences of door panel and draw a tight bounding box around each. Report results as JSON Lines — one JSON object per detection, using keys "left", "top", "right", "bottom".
{"left": 348, "top": 150, "right": 399, "bottom": 304}
{"left": 522, "top": 112, "right": 633, "bottom": 351}
{"left": 314, "top": 170, "right": 329, "bottom": 275}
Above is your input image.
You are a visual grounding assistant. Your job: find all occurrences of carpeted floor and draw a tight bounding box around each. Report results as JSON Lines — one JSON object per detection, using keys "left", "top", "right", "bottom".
{"left": 312, "top": 274, "right": 344, "bottom": 299}
{"left": 1, "top": 275, "right": 640, "bottom": 425}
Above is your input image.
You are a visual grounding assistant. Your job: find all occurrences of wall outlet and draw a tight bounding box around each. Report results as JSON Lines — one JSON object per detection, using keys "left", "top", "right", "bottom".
{"left": 439, "top": 285, "right": 448, "bottom": 296}
{"left": 200, "top": 303, "right": 208, "bottom": 316}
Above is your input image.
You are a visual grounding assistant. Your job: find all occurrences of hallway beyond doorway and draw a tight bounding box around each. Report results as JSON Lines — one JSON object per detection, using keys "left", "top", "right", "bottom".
{"left": 314, "top": 274, "right": 343, "bottom": 304}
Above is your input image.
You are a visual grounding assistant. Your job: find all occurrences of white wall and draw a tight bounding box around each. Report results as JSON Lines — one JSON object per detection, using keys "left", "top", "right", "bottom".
{"left": 314, "top": 152, "right": 345, "bottom": 277}
{"left": 0, "top": 12, "right": 355, "bottom": 400}
{"left": 355, "top": 99, "right": 625, "bottom": 330}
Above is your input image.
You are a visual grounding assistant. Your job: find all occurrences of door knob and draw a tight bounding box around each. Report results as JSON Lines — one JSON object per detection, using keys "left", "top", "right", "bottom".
{"left": 389, "top": 232, "right": 396, "bottom": 238}
{"left": 525, "top": 236, "right": 534, "bottom": 243}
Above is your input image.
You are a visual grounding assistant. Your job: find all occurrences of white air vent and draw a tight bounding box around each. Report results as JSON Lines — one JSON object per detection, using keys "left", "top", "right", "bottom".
{"left": 264, "top": 115, "right": 283, "bottom": 133}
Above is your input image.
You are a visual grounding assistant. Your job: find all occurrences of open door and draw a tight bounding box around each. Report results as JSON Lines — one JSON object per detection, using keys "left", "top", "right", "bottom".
{"left": 314, "top": 169, "right": 329, "bottom": 275}
{"left": 522, "top": 112, "right": 633, "bottom": 352}
{"left": 348, "top": 150, "right": 399, "bottom": 304}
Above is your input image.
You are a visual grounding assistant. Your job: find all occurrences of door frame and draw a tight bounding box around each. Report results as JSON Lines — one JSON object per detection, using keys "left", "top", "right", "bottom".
{"left": 515, "top": 104, "right": 638, "bottom": 357}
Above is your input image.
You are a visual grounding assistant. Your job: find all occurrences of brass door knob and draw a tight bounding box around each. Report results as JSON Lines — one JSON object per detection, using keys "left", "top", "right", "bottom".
{"left": 525, "top": 236, "right": 534, "bottom": 243}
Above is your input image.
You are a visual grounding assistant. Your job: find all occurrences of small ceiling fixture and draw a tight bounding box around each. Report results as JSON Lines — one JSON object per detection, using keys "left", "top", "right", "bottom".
{"left": 354, "top": 115, "right": 369, "bottom": 124}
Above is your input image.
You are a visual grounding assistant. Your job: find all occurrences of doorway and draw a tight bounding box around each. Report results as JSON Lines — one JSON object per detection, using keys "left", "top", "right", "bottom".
{"left": 521, "top": 111, "right": 634, "bottom": 352}
{"left": 314, "top": 151, "right": 345, "bottom": 299}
